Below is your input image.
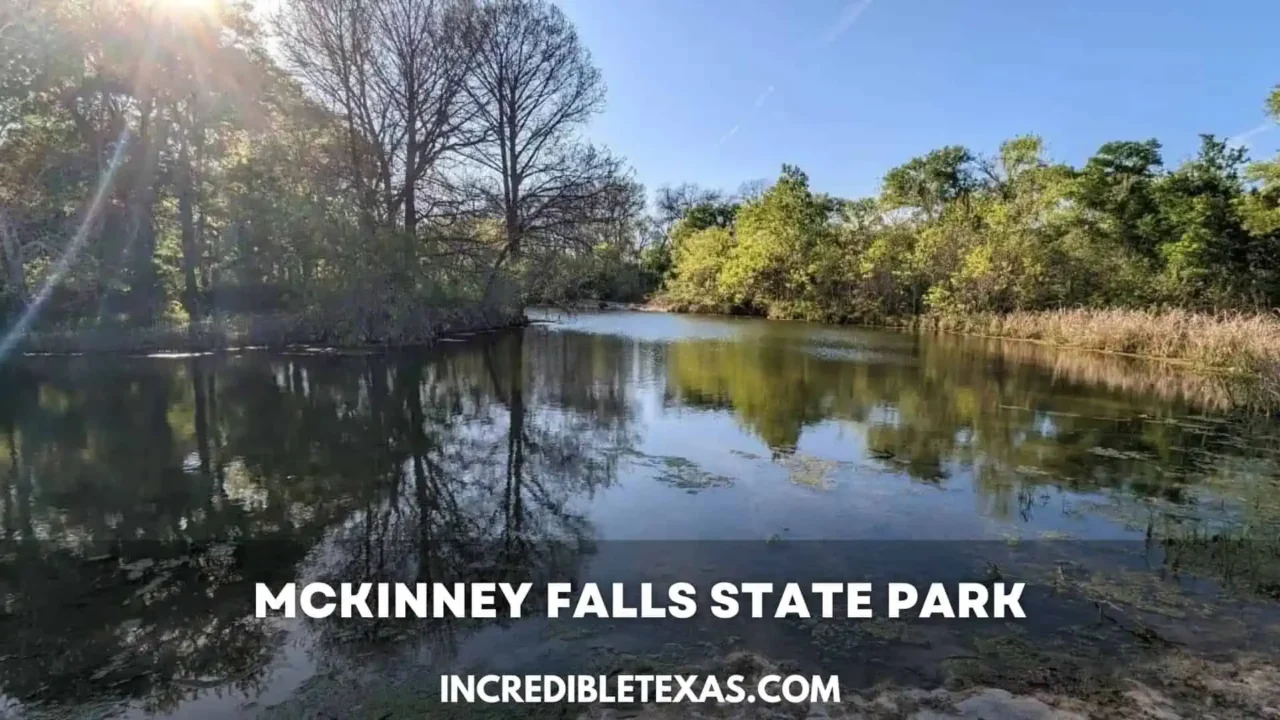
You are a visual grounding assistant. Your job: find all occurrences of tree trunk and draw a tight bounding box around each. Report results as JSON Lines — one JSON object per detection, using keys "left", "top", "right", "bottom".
{"left": 195, "top": 126, "right": 211, "bottom": 310}
{"left": 0, "top": 209, "right": 26, "bottom": 303}
{"left": 503, "top": 333, "right": 525, "bottom": 550}
{"left": 127, "top": 99, "right": 164, "bottom": 324}
{"left": 504, "top": 95, "right": 521, "bottom": 259}
{"left": 178, "top": 132, "right": 202, "bottom": 321}
{"left": 404, "top": 101, "right": 418, "bottom": 232}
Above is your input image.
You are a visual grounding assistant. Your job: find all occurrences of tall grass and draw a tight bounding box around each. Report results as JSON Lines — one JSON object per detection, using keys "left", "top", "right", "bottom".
{"left": 919, "top": 309, "right": 1280, "bottom": 386}
{"left": 955, "top": 336, "right": 1258, "bottom": 412}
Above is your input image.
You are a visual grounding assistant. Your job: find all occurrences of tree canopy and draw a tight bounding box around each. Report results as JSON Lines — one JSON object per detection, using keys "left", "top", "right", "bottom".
{"left": 2, "top": 5, "right": 1277, "bottom": 336}
{"left": 661, "top": 85, "right": 1280, "bottom": 321}
{"left": 0, "top": 0, "right": 645, "bottom": 344}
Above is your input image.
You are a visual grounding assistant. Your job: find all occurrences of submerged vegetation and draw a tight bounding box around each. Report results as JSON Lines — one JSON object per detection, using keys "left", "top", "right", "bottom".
{"left": 4, "top": 314, "right": 1280, "bottom": 716}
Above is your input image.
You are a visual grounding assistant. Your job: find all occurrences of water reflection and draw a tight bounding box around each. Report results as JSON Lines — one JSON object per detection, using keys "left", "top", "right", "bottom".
{"left": 1, "top": 312, "right": 1278, "bottom": 716}
{"left": 662, "top": 325, "right": 1279, "bottom": 520}
{"left": 0, "top": 331, "right": 637, "bottom": 714}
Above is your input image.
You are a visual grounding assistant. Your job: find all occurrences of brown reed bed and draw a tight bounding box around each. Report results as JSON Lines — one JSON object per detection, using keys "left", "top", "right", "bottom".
{"left": 919, "top": 309, "right": 1280, "bottom": 379}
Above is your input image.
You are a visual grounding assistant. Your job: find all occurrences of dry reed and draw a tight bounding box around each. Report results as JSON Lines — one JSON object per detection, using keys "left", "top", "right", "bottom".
{"left": 921, "top": 309, "right": 1280, "bottom": 377}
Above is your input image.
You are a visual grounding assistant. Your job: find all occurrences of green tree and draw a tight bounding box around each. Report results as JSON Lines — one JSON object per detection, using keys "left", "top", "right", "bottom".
{"left": 1072, "top": 139, "right": 1167, "bottom": 259}
{"left": 719, "top": 165, "right": 837, "bottom": 319}
{"left": 1239, "top": 86, "right": 1280, "bottom": 253}
{"left": 656, "top": 194, "right": 740, "bottom": 302}
{"left": 1155, "top": 135, "right": 1267, "bottom": 307}
{"left": 882, "top": 145, "right": 979, "bottom": 219}
{"left": 939, "top": 137, "right": 1078, "bottom": 313}
{"left": 665, "top": 226, "right": 736, "bottom": 312}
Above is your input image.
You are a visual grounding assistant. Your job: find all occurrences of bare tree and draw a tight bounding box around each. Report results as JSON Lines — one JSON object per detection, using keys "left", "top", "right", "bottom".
{"left": 462, "top": 0, "right": 623, "bottom": 292}
{"left": 734, "top": 178, "right": 770, "bottom": 203}
{"left": 654, "top": 183, "right": 723, "bottom": 235}
{"left": 276, "top": 0, "right": 388, "bottom": 228}
{"left": 596, "top": 178, "right": 647, "bottom": 251}
{"left": 373, "top": 0, "right": 477, "bottom": 230}
{"left": 274, "top": 0, "right": 475, "bottom": 231}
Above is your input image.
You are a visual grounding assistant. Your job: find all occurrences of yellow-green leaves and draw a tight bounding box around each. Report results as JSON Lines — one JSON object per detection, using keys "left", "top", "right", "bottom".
{"left": 658, "top": 83, "right": 1280, "bottom": 322}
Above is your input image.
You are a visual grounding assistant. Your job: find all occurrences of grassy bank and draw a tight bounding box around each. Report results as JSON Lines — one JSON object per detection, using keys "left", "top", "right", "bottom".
{"left": 13, "top": 302, "right": 526, "bottom": 355}
{"left": 647, "top": 301, "right": 1280, "bottom": 399}
{"left": 953, "top": 335, "right": 1270, "bottom": 412}
{"left": 912, "top": 309, "right": 1280, "bottom": 375}
{"left": 904, "top": 309, "right": 1280, "bottom": 407}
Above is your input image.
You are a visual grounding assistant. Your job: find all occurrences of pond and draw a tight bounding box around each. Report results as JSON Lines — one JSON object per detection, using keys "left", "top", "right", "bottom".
{"left": 2, "top": 310, "right": 1279, "bottom": 718}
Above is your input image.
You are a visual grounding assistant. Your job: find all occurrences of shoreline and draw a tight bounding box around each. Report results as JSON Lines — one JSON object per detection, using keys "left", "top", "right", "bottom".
{"left": 535, "top": 301, "right": 1279, "bottom": 409}
{"left": 10, "top": 308, "right": 529, "bottom": 357}
{"left": 15, "top": 303, "right": 1280, "bottom": 407}
{"left": 615, "top": 301, "right": 1280, "bottom": 381}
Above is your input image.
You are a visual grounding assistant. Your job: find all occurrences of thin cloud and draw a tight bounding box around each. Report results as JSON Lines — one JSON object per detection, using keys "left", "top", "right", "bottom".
{"left": 1226, "top": 122, "right": 1275, "bottom": 150}
{"left": 716, "top": 124, "right": 741, "bottom": 147}
{"left": 753, "top": 85, "right": 775, "bottom": 110}
{"left": 822, "top": 0, "right": 874, "bottom": 47}
{"left": 715, "top": 0, "right": 873, "bottom": 150}
{"left": 716, "top": 85, "right": 774, "bottom": 148}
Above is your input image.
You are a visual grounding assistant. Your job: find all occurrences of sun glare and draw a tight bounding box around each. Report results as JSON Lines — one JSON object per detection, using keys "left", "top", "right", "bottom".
{"left": 152, "top": 0, "right": 215, "bottom": 18}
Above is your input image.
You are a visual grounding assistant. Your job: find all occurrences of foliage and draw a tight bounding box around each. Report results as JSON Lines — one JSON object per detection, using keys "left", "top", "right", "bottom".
{"left": 0, "top": 0, "right": 643, "bottom": 348}
{"left": 1239, "top": 86, "right": 1280, "bottom": 243}
{"left": 718, "top": 165, "right": 840, "bottom": 319}
{"left": 660, "top": 226, "right": 730, "bottom": 312}
{"left": 4, "top": 0, "right": 1279, "bottom": 343}
{"left": 657, "top": 84, "right": 1280, "bottom": 324}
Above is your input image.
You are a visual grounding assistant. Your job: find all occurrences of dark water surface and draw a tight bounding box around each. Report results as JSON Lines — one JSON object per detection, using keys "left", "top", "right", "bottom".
{"left": 3, "top": 311, "right": 1280, "bottom": 718}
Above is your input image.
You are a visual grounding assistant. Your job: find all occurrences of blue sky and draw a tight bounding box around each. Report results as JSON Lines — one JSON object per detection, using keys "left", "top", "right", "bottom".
{"left": 557, "top": 0, "right": 1280, "bottom": 200}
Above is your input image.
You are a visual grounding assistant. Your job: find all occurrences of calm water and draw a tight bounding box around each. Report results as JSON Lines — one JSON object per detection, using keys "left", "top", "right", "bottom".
{"left": 3, "top": 311, "right": 1280, "bottom": 718}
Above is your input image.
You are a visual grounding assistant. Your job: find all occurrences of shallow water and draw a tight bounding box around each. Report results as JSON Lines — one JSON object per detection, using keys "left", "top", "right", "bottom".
{"left": 2, "top": 311, "right": 1279, "bottom": 718}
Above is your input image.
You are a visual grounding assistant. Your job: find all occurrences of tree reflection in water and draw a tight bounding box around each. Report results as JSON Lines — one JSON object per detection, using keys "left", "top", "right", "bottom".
{"left": 664, "top": 332, "right": 1279, "bottom": 512}
{"left": 1, "top": 318, "right": 1279, "bottom": 715}
{"left": 0, "top": 330, "right": 636, "bottom": 714}
{"left": 306, "top": 331, "right": 634, "bottom": 657}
